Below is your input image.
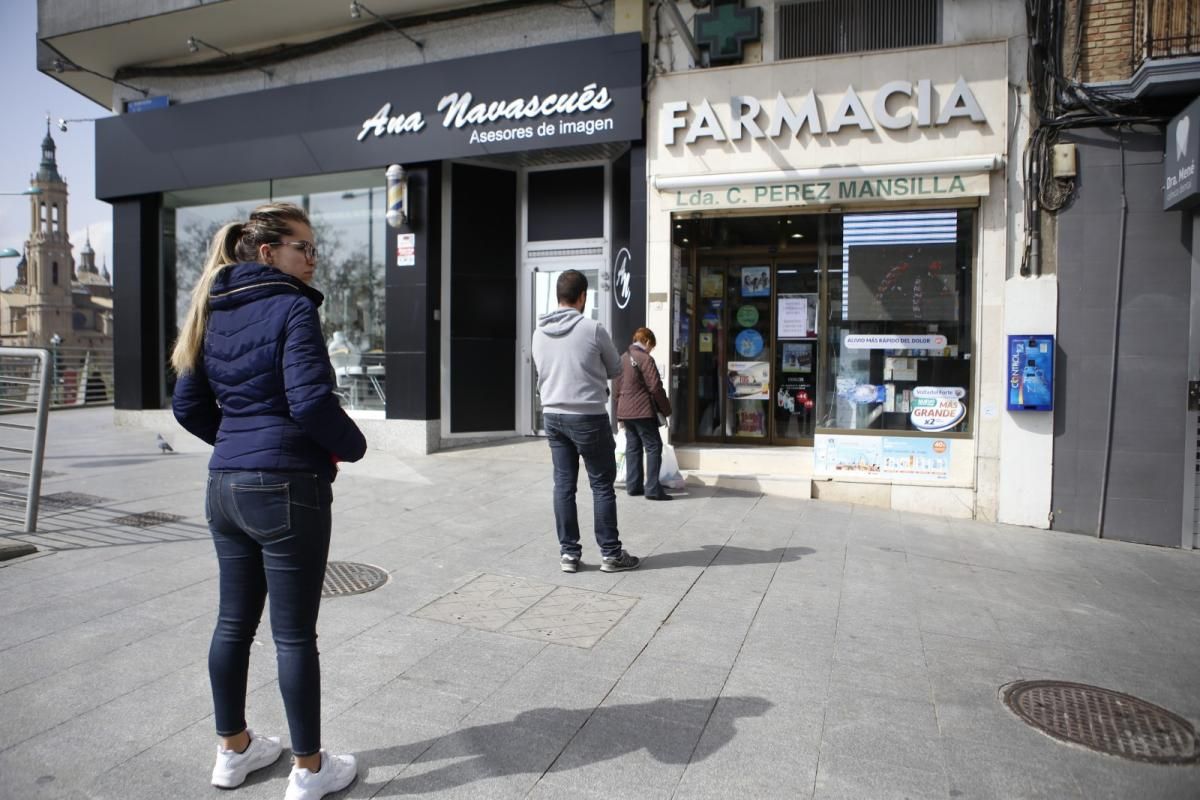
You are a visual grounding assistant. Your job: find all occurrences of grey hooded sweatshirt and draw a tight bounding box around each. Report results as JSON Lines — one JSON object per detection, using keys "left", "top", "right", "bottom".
{"left": 532, "top": 308, "right": 622, "bottom": 416}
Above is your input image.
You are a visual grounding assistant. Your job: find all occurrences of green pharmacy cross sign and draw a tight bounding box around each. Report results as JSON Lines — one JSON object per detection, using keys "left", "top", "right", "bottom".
{"left": 694, "top": 0, "right": 762, "bottom": 65}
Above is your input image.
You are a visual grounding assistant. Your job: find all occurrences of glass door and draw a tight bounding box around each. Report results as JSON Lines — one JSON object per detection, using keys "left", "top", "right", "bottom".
{"left": 690, "top": 258, "right": 821, "bottom": 445}
{"left": 527, "top": 264, "right": 604, "bottom": 434}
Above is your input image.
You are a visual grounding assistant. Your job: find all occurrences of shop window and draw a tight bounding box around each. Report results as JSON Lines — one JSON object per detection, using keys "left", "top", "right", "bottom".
{"left": 672, "top": 208, "right": 974, "bottom": 445}
{"left": 822, "top": 209, "right": 973, "bottom": 434}
{"left": 165, "top": 169, "right": 387, "bottom": 412}
{"left": 777, "top": 0, "right": 939, "bottom": 61}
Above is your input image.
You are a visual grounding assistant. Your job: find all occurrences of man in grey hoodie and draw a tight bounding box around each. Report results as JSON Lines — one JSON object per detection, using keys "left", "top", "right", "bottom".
{"left": 532, "top": 270, "right": 640, "bottom": 574}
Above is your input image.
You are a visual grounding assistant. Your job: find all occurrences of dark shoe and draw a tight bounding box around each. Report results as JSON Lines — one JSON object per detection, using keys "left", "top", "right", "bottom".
{"left": 600, "top": 550, "right": 641, "bottom": 572}
{"left": 560, "top": 554, "right": 581, "bottom": 573}
{"left": 646, "top": 492, "right": 673, "bottom": 501}
{"left": 627, "top": 488, "right": 644, "bottom": 497}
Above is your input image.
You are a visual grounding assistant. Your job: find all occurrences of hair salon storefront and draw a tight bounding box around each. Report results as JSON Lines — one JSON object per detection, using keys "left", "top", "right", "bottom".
{"left": 646, "top": 40, "right": 1024, "bottom": 519}
{"left": 100, "top": 34, "right": 645, "bottom": 453}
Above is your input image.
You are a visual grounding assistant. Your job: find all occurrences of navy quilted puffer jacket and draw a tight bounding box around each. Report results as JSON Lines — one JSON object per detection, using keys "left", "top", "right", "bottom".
{"left": 172, "top": 261, "right": 367, "bottom": 482}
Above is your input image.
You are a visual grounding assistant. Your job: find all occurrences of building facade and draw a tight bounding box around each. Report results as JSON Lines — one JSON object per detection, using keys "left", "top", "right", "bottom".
{"left": 639, "top": 0, "right": 1040, "bottom": 527}
{"left": 38, "top": 0, "right": 648, "bottom": 453}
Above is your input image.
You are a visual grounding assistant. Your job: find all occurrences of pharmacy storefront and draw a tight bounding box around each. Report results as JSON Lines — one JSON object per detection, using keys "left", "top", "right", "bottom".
{"left": 646, "top": 41, "right": 1013, "bottom": 516}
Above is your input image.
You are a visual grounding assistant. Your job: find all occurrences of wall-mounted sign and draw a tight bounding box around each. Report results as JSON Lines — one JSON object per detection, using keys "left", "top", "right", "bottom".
{"left": 1007, "top": 334, "right": 1054, "bottom": 411}
{"left": 660, "top": 77, "right": 988, "bottom": 147}
{"left": 662, "top": 172, "right": 989, "bottom": 211}
{"left": 96, "top": 34, "right": 643, "bottom": 199}
{"left": 613, "top": 247, "right": 632, "bottom": 309}
{"left": 814, "top": 434, "right": 952, "bottom": 481}
{"left": 845, "top": 334, "right": 947, "bottom": 350}
{"left": 124, "top": 95, "right": 169, "bottom": 113}
{"left": 694, "top": 0, "right": 762, "bottom": 65}
{"left": 1165, "top": 95, "right": 1200, "bottom": 211}
{"left": 396, "top": 233, "right": 415, "bottom": 267}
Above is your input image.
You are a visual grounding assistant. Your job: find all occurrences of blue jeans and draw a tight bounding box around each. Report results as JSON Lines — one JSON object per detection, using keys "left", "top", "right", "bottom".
{"left": 623, "top": 418, "right": 663, "bottom": 496}
{"left": 206, "top": 470, "right": 332, "bottom": 757}
{"left": 544, "top": 413, "right": 623, "bottom": 559}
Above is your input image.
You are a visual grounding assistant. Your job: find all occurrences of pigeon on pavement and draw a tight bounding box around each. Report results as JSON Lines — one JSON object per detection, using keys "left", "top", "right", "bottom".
{"left": 156, "top": 434, "right": 175, "bottom": 454}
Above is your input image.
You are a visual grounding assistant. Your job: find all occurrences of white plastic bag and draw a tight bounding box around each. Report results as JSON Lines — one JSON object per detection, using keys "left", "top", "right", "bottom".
{"left": 613, "top": 434, "right": 627, "bottom": 478}
{"left": 659, "top": 443, "right": 686, "bottom": 490}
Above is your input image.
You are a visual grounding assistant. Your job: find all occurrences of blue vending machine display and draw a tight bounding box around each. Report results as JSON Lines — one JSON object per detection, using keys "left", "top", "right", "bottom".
{"left": 1007, "top": 335, "right": 1054, "bottom": 411}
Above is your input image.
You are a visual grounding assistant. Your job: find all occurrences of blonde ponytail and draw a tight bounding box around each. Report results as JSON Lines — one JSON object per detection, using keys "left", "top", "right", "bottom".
{"left": 170, "top": 222, "right": 241, "bottom": 375}
{"left": 170, "top": 202, "right": 312, "bottom": 375}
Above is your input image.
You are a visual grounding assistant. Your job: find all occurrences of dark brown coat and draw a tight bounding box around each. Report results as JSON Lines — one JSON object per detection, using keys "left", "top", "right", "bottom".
{"left": 613, "top": 344, "right": 672, "bottom": 421}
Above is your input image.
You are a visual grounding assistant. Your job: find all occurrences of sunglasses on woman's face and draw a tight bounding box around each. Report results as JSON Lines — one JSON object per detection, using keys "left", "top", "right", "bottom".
{"left": 269, "top": 240, "right": 318, "bottom": 260}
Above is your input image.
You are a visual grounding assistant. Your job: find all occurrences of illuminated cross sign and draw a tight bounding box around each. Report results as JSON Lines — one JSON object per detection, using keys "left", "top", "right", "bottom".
{"left": 694, "top": 0, "right": 761, "bottom": 65}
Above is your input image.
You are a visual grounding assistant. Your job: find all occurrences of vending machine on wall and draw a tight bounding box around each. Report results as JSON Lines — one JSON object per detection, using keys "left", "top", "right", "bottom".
{"left": 1007, "top": 335, "right": 1055, "bottom": 411}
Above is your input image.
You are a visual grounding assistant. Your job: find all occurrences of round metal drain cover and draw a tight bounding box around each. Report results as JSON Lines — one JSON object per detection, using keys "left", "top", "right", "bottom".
{"left": 322, "top": 562, "right": 389, "bottom": 598}
{"left": 1002, "top": 680, "right": 1200, "bottom": 764}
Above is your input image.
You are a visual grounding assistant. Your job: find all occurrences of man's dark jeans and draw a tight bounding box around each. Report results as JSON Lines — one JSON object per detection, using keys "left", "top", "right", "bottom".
{"left": 623, "top": 417, "right": 663, "bottom": 497}
{"left": 544, "top": 413, "right": 623, "bottom": 559}
{"left": 206, "top": 470, "right": 332, "bottom": 757}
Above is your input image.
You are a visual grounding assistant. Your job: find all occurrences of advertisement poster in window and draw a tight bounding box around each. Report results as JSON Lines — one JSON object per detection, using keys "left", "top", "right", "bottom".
{"left": 701, "top": 269, "right": 724, "bottom": 298}
{"left": 778, "top": 293, "right": 817, "bottom": 338}
{"left": 814, "top": 435, "right": 952, "bottom": 481}
{"left": 777, "top": 377, "right": 814, "bottom": 415}
{"left": 781, "top": 342, "right": 813, "bottom": 373}
{"left": 727, "top": 360, "right": 770, "bottom": 399}
{"left": 734, "top": 400, "right": 767, "bottom": 437}
{"left": 741, "top": 266, "right": 770, "bottom": 297}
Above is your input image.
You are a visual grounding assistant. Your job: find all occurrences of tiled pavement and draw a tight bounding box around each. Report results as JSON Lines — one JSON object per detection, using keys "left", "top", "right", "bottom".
{"left": 0, "top": 408, "right": 1198, "bottom": 799}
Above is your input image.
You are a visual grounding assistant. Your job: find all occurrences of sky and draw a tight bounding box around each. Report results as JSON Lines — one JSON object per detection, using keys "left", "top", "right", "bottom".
{"left": 0, "top": 2, "right": 112, "bottom": 289}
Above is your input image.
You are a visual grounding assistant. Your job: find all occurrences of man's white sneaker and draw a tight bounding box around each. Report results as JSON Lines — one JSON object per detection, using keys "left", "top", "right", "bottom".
{"left": 284, "top": 750, "right": 358, "bottom": 800}
{"left": 211, "top": 729, "right": 283, "bottom": 789}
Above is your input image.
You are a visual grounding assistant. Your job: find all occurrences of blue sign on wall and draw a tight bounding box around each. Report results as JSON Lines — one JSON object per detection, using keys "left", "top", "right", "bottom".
{"left": 124, "top": 95, "right": 169, "bottom": 114}
{"left": 1007, "top": 335, "right": 1054, "bottom": 411}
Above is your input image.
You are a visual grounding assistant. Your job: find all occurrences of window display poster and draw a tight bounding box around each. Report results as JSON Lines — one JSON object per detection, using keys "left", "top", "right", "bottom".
{"left": 776, "top": 376, "right": 814, "bottom": 415}
{"left": 727, "top": 360, "right": 770, "bottom": 399}
{"left": 781, "top": 341, "right": 813, "bottom": 373}
{"left": 814, "top": 435, "right": 952, "bottom": 481}
{"left": 736, "top": 304, "right": 759, "bottom": 328}
{"left": 699, "top": 332, "right": 713, "bottom": 353}
{"left": 701, "top": 268, "right": 724, "bottom": 298}
{"left": 701, "top": 299, "right": 723, "bottom": 331}
{"left": 735, "top": 329, "right": 764, "bottom": 358}
{"left": 741, "top": 265, "right": 770, "bottom": 297}
{"left": 778, "top": 293, "right": 816, "bottom": 338}
{"left": 734, "top": 400, "right": 767, "bottom": 437}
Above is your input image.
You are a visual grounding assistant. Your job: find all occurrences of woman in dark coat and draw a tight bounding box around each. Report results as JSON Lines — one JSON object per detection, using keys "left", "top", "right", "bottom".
{"left": 172, "top": 202, "right": 366, "bottom": 800}
{"left": 613, "top": 327, "right": 673, "bottom": 501}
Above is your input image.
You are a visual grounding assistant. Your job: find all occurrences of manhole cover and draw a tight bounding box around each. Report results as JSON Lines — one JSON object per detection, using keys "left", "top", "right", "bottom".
{"left": 41, "top": 492, "right": 109, "bottom": 509}
{"left": 1002, "top": 680, "right": 1200, "bottom": 764}
{"left": 323, "top": 562, "right": 389, "bottom": 598}
{"left": 110, "top": 511, "right": 185, "bottom": 528}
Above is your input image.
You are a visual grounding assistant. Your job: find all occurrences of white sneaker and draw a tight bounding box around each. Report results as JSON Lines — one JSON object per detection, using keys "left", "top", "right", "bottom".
{"left": 284, "top": 750, "right": 358, "bottom": 800}
{"left": 211, "top": 728, "right": 283, "bottom": 788}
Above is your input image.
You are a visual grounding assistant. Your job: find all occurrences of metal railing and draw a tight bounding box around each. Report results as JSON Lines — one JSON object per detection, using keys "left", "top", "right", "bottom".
{"left": 38, "top": 346, "right": 114, "bottom": 409}
{"left": 1136, "top": 0, "right": 1200, "bottom": 66}
{"left": 0, "top": 348, "right": 53, "bottom": 532}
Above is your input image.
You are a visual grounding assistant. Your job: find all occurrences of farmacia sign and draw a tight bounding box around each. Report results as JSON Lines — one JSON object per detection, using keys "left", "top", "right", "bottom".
{"left": 660, "top": 78, "right": 987, "bottom": 146}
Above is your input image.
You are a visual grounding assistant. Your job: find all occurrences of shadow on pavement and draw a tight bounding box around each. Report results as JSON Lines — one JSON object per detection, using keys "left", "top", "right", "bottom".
{"left": 359, "top": 695, "right": 772, "bottom": 796}
{"left": 642, "top": 544, "right": 816, "bottom": 570}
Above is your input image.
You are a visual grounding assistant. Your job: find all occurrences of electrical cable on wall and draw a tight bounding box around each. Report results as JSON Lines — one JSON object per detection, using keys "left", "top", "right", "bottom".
{"left": 1019, "top": 0, "right": 1164, "bottom": 277}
